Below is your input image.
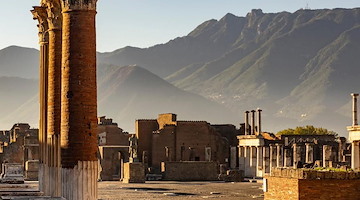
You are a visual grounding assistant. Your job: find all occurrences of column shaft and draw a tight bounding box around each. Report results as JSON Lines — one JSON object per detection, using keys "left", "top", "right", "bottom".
{"left": 61, "top": 2, "right": 98, "bottom": 199}
{"left": 352, "top": 142, "right": 360, "bottom": 170}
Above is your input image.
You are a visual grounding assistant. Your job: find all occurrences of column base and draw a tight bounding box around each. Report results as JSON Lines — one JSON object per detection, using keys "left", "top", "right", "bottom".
{"left": 61, "top": 161, "right": 98, "bottom": 200}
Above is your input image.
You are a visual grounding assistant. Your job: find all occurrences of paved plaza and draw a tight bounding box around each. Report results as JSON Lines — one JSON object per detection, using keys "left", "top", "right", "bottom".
{"left": 98, "top": 181, "right": 264, "bottom": 200}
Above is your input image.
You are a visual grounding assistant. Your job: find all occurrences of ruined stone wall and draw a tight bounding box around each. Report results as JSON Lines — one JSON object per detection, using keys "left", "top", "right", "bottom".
{"left": 135, "top": 120, "right": 158, "bottom": 164}
{"left": 157, "top": 113, "right": 177, "bottom": 129}
{"left": 98, "top": 146, "right": 128, "bottom": 181}
{"left": 98, "top": 125, "right": 130, "bottom": 146}
{"left": 151, "top": 125, "right": 176, "bottom": 171}
{"left": 175, "top": 121, "right": 229, "bottom": 163}
{"left": 161, "top": 161, "right": 219, "bottom": 181}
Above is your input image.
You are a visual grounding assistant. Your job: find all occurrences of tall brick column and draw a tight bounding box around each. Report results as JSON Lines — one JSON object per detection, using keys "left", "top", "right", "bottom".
{"left": 60, "top": 0, "right": 98, "bottom": 199}
{"left": 44, "top": 0, "right": 62, "bottom": 196}
{"left": 31, "top": 6, "right": 49, "bottom": 194}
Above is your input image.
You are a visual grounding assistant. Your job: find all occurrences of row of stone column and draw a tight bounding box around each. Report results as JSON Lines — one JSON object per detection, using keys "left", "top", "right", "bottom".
{"left": 239, "top": 143, "right": 335, "bottom": 178}
{"left": 31, "top": 1, "right": 99, "bottom": 199}
{"left": 244, "top": 109, "right": 262, "bottom": 135}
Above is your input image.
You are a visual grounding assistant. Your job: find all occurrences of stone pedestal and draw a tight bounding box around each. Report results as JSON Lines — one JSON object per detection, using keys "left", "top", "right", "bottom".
{"left": 0, "top": 163, "right": 24, "bottom": 184}
{"left": 123, "top": 162, "right": 145, "bottom": 183}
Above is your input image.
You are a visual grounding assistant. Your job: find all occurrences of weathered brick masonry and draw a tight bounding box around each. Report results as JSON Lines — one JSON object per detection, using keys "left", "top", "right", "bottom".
{"left": 265, "top": 168, "right": 360, "bottom": 200}
{"left": 61, "top": 7, "right": 98, "bottom": 168}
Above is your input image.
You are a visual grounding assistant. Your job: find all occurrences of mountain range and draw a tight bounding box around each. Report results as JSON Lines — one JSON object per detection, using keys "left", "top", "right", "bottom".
{"left": 1, "top": 8, "right": 360, "bottom": 136}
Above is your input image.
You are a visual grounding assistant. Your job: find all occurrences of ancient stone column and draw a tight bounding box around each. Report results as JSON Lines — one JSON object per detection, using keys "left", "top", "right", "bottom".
{"left": 257, "top": 109, "right": 262, "bottom": 135}
{"left": 44, "top": 0, "right": 62, "bottom": 196}
{"left": 238, "top": 146, "right": 245, "bottom": 172}
{"left": 256, "top": 146, "right": 263, "bottom": 177}
{"left": 352, "top": 142, "right": 360, "bottom": 170}
{"left": 269, "top": 144, "right": 277, "bottom": 172}
{"left": 351, "top": 93, "right": 359, "bottom": 126}
{"left": 276, "top": 144, "right": 283, "bottom": 168}
{"left": 249, "top": 146, "right": 257, "bottom": 177}
{"left": 31, "top": 6, "right": 49, "bottom": 194}
{"left": 60, "top": 0, "right": 99, "bottom": 199}
{"left": 283, "top": 148, "right": 292, "bottom": 167}
{"left": 251, "top": 110, "right": 256, "bottom": 135}
{"left": 244, "top": 111, "right": 249, "bottom": 135}
{"left": 323, "top": 145, "right": 333, "bottom": 168}
{"left": 262, "top": 146, "right": 270, "bottom": 174}
{"left": 244, "top": 146, "right": 251, "bottom": 177}
{"left": 230, "top": 146, "right": 237, "bottom": 169}
{"left": 305, "top": 143, "right": 314, "bottom": 164}
{"left": 293, "top": 143, "right": 302, "bottom": 168}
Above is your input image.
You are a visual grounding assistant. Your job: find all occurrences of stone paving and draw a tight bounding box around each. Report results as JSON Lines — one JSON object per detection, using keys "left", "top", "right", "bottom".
{"left": 98, "top": 181, "right": 264, "bottom": 200}
{"left": 0, "top": 181, "right": 264, "bottom": 199}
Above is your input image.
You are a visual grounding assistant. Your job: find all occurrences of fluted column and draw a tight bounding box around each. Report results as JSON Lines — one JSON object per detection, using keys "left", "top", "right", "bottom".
{"left": 60, "top": 0, "right": 98, "bottom": 199}
{"left": 43, "top": 0, "right": 63, "bottom": 196}
{"left": 31, "top": 6, "right": 49, "bottom": 194}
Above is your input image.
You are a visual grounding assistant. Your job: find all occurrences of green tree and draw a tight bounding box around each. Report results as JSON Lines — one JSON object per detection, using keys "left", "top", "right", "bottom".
{"left": 276, "top": 125, "right": 338, "bottom": 137}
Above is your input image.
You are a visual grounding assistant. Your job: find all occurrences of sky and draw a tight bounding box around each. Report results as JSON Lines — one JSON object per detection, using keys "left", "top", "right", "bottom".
{"left": 0, "top": 0, "right": 359, "bottom": 52}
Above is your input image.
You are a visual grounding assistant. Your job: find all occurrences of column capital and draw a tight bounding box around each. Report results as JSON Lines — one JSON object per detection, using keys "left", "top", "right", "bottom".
{"left": 43, "top": 0, "right": 62, "bottom": 30}
{"left": 31, "top": 6, "right": 49, "bottom": 44}
{"left": 61, "top": 0, "right": 98, "bottom": 11}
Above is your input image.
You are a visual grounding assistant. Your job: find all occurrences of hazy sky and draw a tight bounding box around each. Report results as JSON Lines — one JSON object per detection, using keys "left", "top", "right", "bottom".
{"left": 1, "top": 0, "right": 359, "bottom": 52}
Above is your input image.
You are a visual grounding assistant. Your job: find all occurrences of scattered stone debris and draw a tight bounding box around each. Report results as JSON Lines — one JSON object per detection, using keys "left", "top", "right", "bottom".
{"left": 210, "top": 192, "right": 221, "bottom": 195}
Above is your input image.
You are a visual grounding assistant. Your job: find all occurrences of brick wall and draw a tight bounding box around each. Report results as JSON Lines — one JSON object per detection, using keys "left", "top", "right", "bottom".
{"left": 264, "top": 168, "right": 360, "bottom": 200}
{"left": 135, "top": 120, "right": 158, "bottom": 165}
{"left": 151, "top": 126, "right": 176, "bottom": 171}
{"left": 265, "top": 176, "right": 299, "bottom": 200}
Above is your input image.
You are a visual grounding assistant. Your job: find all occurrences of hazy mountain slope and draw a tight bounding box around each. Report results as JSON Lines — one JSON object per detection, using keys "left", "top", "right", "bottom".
{"left": 0, "top": 46, "right": 39, "bottom": 79}
{"left": 0, "top": 77, "right": 38, "bottom": 129}
{"left": 278, "top": 25, "right": 360, "bottom": 122}
{"left": 98, "top": 13, "right": 247, "bottom": 77}
{"left": 97, "top": 64, "right": 238, "bottom": 131}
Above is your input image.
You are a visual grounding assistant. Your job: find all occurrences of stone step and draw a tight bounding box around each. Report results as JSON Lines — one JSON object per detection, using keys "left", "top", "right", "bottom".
{"left": 1, "top": 197, "right": 65, "bottom": 200}
{"left": 0, "top": 191, "right": 43, "bottom": 196}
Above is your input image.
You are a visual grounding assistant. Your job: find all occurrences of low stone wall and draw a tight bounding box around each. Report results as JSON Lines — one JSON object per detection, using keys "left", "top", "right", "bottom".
{"left": 161, "top": 161, "right": 219, "bottom": 181}
{"left": 264, "top": 168, "right": 360, "bottom": 200}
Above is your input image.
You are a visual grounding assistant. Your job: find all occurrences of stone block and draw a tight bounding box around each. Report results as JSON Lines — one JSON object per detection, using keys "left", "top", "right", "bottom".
{"left": 224, "top": 169, "right": 244, "bottom": 182}
{"left": 25, "top": 160, "right": 39, "bottom": 171}
{"left": 25, "top": 171, "right": 38, "bottom": 181}
{"left": 123, "top": 162, "right": 145, "bottom": 183}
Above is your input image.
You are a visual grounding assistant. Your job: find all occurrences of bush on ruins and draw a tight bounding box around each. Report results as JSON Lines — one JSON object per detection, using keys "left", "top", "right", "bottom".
{"left": 276, "top": 125, "right": 338, "bottom": 137}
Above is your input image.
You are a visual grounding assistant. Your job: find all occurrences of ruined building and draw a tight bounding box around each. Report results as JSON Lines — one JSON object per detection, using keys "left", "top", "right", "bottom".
{"left": 238, "top": 109, "right": 348, "bottom": 178}
{"left": 136, "top": 113, "right": 240, "bottom": 173}
{"left": 97, "top": 116, "right": 130, "bottom": 181}
{"left": 31, "top": 0, "right": 99, "bottom": 199}
{"left": 0, "top": 123, "right": 39, "bottom": 180}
